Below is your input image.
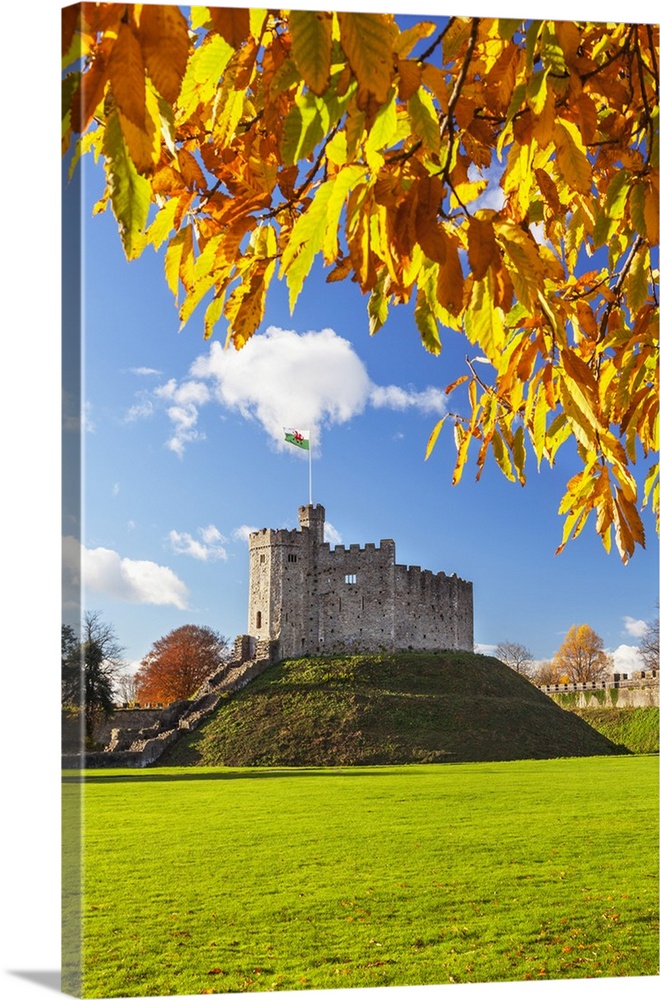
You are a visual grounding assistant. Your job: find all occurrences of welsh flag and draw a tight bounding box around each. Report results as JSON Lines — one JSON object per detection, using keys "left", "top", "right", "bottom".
{"left": 284, "top": 428, "right": 310, "bottom": 450}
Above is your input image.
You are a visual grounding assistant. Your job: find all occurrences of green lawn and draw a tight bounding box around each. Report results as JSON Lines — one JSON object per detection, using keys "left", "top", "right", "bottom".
{"left": 70, "top": 756, "right": 658, "bottom": 997}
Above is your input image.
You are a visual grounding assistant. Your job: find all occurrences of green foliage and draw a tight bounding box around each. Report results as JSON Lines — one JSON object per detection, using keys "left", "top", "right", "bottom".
{"left": 77, "top": 756, "right": 659, "bottom": 996}
{"left": 161, "top": 652, "right": 624, "bottom": 767}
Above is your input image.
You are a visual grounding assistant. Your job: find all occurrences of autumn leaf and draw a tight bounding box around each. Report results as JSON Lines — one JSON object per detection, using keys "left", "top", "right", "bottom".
{"left": 102, "top": 108, "right": 151, "bottom": 259}
{"left": 139, "top": 4, "right": 190, "bottom": 105}
{"left": 289, "top": 10, "right": 333, "bottom": 97}
{"left": 108, "top": 20, "right": 146, "bottom": 129}
{"left": 337, "top": 11, "right": 395, "bottom": 107}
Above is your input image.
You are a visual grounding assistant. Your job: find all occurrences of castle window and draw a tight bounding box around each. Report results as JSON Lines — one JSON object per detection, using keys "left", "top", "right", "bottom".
{"left": 256, "top": 611, "right": 262, "bottom": 629}
{"left": 345, "top": 573, "right": 357, "bottom": 584}
{"left": 288, "top": 554, "right": 297, "bottom": 563}
{"left": 260, "top": 554, "right": 265, "bottom": 564}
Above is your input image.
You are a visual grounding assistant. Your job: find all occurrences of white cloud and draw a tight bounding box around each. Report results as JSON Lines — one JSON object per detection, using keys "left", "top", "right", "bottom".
{"left": 623, "top": 616, "right": 647, "bottom": 639}
{"left": 132, "top": 327, "right": 448, "bottom": 456}
{"left": 154, "top": 379, "right": 211, "bottom": 456}
{"left": 62, "top": 536, "right": 189, "bottom": 609}
{"left": 126, "top": 397, "right": 154, "bottom": 422}
{"left": 130, "top": 366, "right": 162, "bottom": 376}
{"left": 369, "top": 384, "right": 446, "bottom": 414}
{"left": 324, "top": 522, "right": 343, "bottom": 545}
{"left": 233, "top": 525, "right": 258, "bottom": 543}
{"left": 609, "top": 644, "right": 644, "bottom": 675}
{"left": 191, "top": 326, "right": 372, "bottom": 450}
{"left": 168, "top": 525, "right": 228, "bottom": 561}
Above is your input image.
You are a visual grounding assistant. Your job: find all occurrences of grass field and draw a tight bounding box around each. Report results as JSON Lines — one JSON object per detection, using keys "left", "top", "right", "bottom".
{"left": 70, "top": 756, "right": 659, "bottom": 998}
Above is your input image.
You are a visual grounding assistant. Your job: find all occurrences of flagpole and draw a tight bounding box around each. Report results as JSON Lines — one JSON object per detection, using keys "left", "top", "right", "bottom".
{"left": 308, "top": 432, "right": 313, "bottom": 505}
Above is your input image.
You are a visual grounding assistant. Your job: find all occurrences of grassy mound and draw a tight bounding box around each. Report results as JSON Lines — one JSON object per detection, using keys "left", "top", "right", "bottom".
{"left": 160, "top": 652, "right": 627, "bottom": 766}
{"left": 571, "top": 706, "right": 658, "bottom": 754}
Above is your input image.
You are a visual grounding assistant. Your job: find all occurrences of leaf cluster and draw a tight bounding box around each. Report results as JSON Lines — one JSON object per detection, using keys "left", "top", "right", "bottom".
{"left": 62, "top": 7, "right": 659, "bottom": 559}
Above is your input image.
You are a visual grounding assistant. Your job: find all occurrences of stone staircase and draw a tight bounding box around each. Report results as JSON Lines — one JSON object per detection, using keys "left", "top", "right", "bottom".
{"left": 62, "top": 635, "right": 279, "bottom": 769}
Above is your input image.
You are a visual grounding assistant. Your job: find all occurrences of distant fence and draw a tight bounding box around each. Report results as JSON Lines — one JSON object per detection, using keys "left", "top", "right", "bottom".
{"left": 539, "top": 672, "right": 658, "bottom": 709}
{"left": 539, "top": 671, "right": 657, "bottom": 695}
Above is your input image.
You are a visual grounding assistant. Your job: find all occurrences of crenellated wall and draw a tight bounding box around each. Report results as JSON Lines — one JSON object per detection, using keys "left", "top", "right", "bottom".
{"left": 248, "top": 504, "right": 473, "bottom": 658}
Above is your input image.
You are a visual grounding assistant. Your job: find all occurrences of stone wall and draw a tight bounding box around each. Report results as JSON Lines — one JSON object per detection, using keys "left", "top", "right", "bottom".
{"left": 248, "top": 504, "right": 473, "bottom": 658}
{"left": 62, "top": 635, "right": 279, "bottom": 768}
{"left": 543, "top": 679, "right": 658, "bottom": 709}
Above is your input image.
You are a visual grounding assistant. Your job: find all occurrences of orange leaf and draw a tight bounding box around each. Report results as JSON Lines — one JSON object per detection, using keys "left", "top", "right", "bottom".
{"left": 436, "top": 234, "right": 464, "bottom": 316}
{"left": 139, "top": 4, "right": 190, "bottom": 105}
{"left": 109, "top": 21, "right": 146, "bottom": 129}
{"left": 467, "top": 217, "right": 497, "bottom": 282}
{"left": 397, "top": 59, "right": 422, "bottom": 101}
{"left": 209, "top": 7, "right": 251, "bottom": 49}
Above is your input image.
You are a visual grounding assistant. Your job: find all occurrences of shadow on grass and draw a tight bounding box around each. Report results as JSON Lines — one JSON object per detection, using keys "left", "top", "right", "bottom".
{"left": 61, "top": 763, "right": 472, "bottom": 784}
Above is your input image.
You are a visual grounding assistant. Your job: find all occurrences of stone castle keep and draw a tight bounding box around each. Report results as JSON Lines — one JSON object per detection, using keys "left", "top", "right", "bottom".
{"left": 248, "top": 504, "right": 474, "bottom": 659}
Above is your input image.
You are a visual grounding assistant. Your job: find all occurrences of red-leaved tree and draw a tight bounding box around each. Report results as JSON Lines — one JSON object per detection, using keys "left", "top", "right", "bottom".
{"left": 135, "top": 625, "right": 228, "bottom": 705}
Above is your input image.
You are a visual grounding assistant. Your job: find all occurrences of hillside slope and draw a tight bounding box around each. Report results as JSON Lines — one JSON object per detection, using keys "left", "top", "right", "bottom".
{"left": 160, "top": 652, "right": 627, "bottom": 766}
{"left": 571, "top": 707, "right": 658, "bottom": 754}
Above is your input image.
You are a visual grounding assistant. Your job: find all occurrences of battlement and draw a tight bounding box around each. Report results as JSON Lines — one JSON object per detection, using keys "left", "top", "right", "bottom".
{"left": 247, "top": 503, "right": 473, "bottom": 658}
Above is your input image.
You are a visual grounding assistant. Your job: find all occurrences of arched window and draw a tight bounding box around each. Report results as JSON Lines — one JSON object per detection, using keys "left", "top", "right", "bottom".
{"left": 256, "top": 611, "right": 262, "bottom": 629}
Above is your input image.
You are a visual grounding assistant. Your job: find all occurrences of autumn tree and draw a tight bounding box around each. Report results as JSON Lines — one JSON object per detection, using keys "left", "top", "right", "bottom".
{"left": 135, "top": 624, "right": 228, "bottom": 705}
{"left": 552, "top": 623, "right": 612, "bottom": 683}
{"left": 62, "top": 611, "right": 125, "bottom": 743}
{"left": 62, "top": 6, "right": 659, "bottom": 560}
{"left": 495, "top": 640, "right": 534, "bottom": 675}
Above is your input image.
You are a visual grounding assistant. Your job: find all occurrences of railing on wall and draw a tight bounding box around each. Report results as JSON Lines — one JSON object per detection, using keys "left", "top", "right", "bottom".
{"left": 539, "top": 670, "right": 658, "bottom": 694}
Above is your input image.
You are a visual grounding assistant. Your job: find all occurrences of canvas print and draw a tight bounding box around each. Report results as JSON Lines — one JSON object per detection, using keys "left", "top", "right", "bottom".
{"left": 61, "top": 3, "right": 659, "bottom": 998}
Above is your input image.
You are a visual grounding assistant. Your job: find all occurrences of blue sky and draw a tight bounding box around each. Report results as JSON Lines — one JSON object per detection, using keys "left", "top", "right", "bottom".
{"left": 60, "top": 10, "right": 658, "bottom": 677}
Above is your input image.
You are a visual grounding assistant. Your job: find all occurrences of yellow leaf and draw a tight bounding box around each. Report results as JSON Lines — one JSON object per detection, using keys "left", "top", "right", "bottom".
{"left": 204, "top": 293, "right": 226, "bottom": 341}
{"left": 643, "top": 177, "right": 659, "bottom": 245}
{"left": 553, "top": 120, "right": 592, "bottom": 196}
{"left": 164, "top": 225, "right": 193, "bottom": 302}
{"left": 408, "top": 87, "right": 441, "bottom": 154}
{"left": 364, "top": 89, "right": 397, "bottom": 171}
{"left": 394, "top": 21, "right": 436, "bottom": 57}
{"left": 337, "top": 11, "right": 395, "bottom": 107}
{"left": 425, "top": 417, "right": 446, "bottom": 460}
{"left": 289, "top": 10, "right": 333, "bottom": 96}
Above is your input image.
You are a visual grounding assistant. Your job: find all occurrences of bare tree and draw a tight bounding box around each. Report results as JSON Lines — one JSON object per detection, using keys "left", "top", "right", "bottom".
{"left": 495, "top": 641, "right": 534, "bottom": 677}
{"left": 115, "top": 669, "right": 140, "bottom": 705}
{"left": 639, "top": 614, "right": 659, "bottom": 672}
{"left": 533, "top": 661, "right": 560, "bottom": 685}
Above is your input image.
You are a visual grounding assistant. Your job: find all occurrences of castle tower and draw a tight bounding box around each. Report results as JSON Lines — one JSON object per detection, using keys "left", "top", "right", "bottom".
{"left": 247, "top": 504, "right": 326, "bottom": 660}
{"left": 298, "top": 503, "right": 325, "bottom": 543}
